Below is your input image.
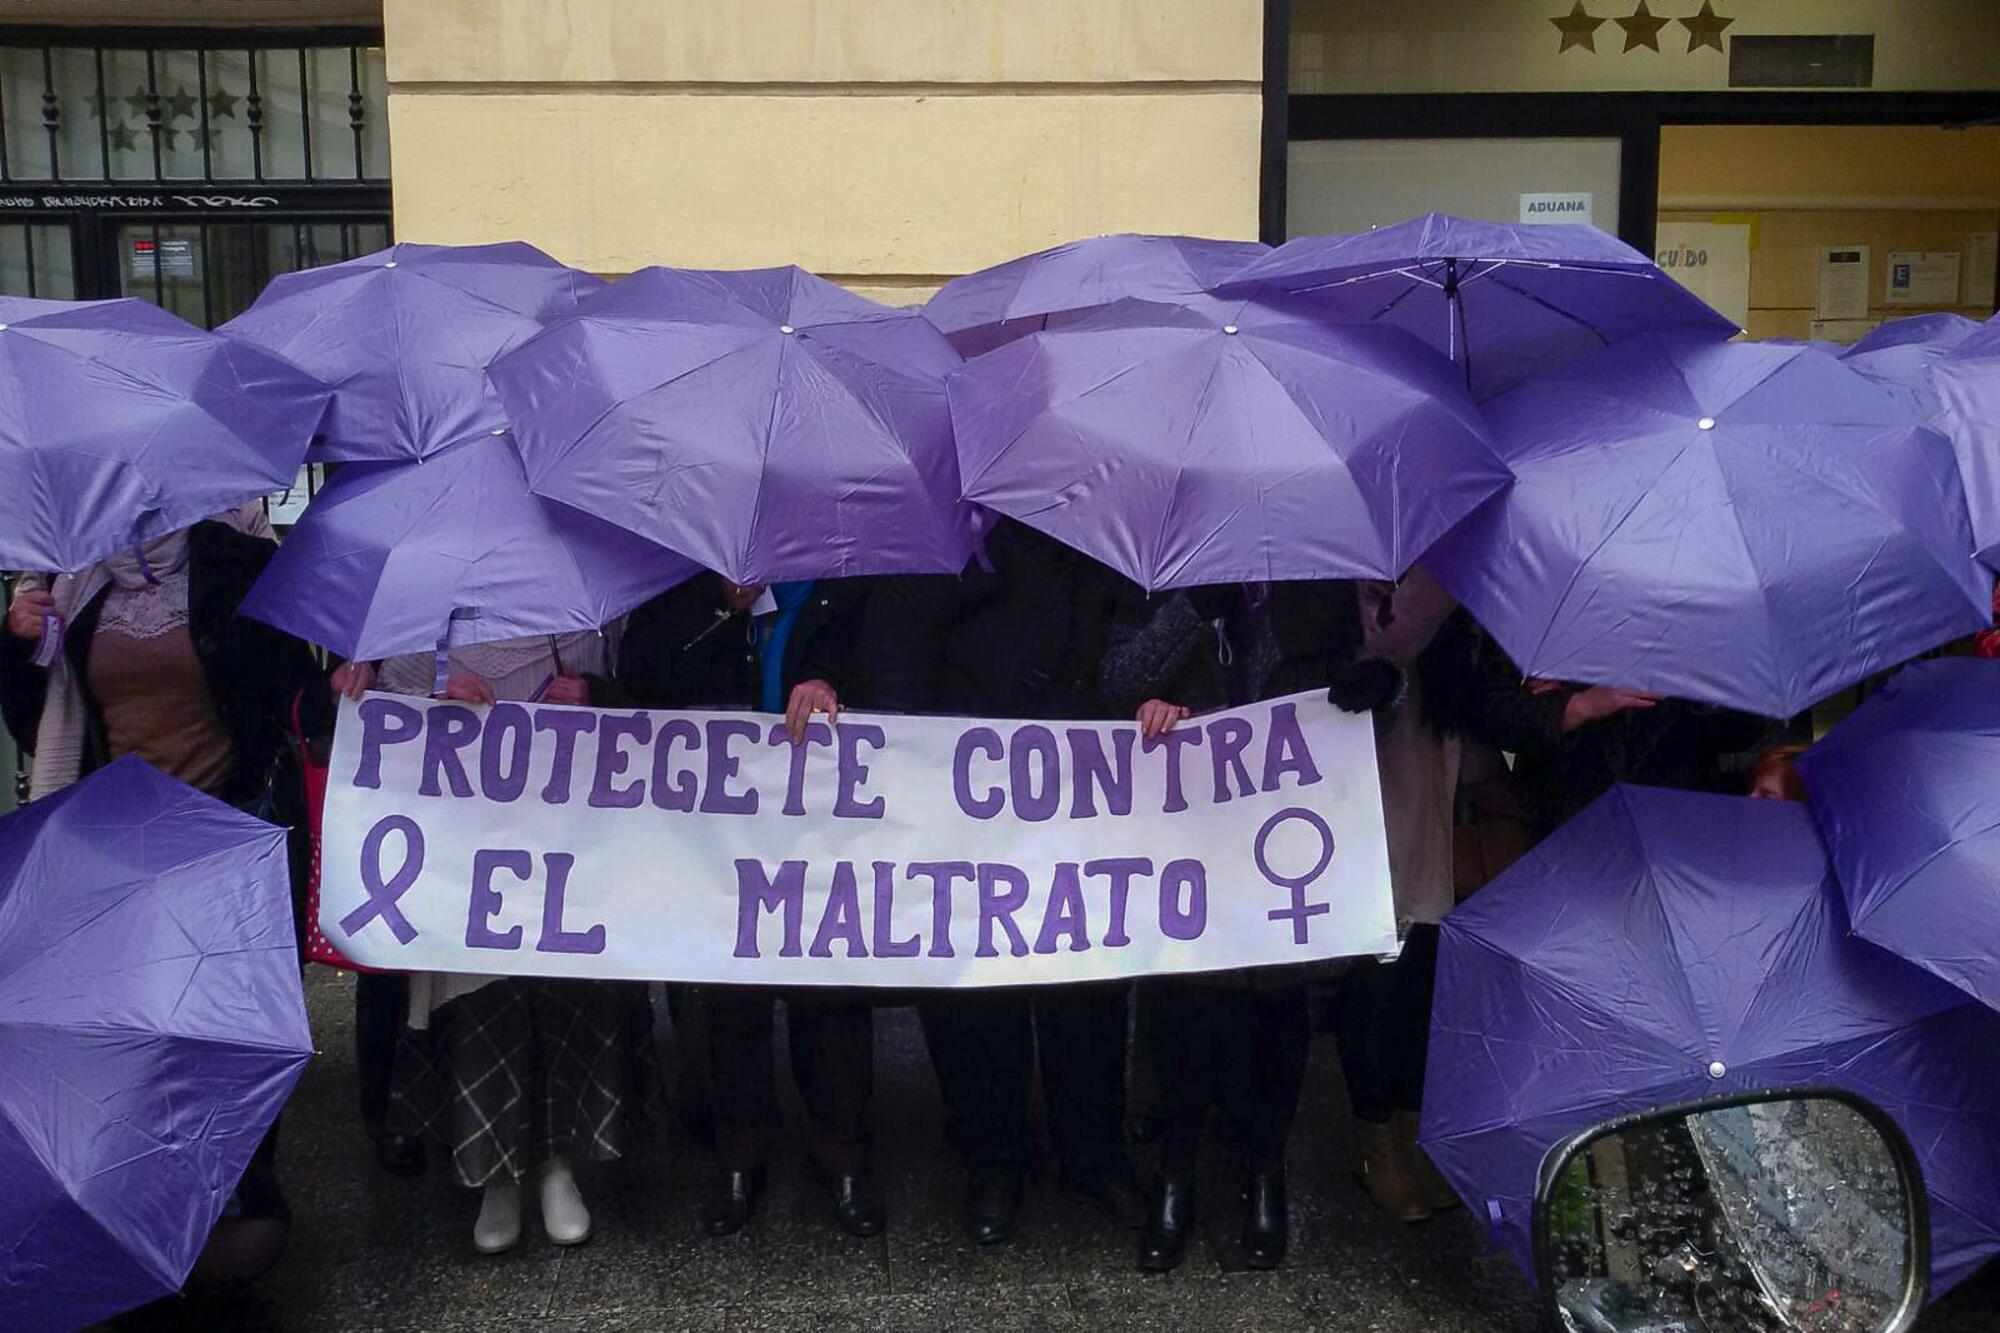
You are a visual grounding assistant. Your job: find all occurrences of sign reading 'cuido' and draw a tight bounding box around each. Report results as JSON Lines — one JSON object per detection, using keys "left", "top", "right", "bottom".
{"left": 320, "top": 692, "right": 1399, "bottom": 986}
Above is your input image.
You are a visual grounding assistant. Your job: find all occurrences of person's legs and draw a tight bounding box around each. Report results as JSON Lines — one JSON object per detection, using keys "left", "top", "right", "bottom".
{"left": 702, "top": 986, "right": 778, "bottom": 1235}
{"left": 1136, "top": 978, "right": 1215, "bottom": 1272}
{"left": 1036, "top": 982, "right": 1144, "bottom": 1226}
{"left": 788, "top": 994, "right": 884, "bottom": 1236}
{"left": 1386, "top": 925, "right": 1458, "bottom": 1211}
{"left": 918, "top": 991, "right": 1034, "bottom": 1242}
{"left": 355, "top": 971, "right": 424, "bottom": 1175}
{"left": 1338, "top": 949, "right": 1432, "bottom": 1222}
{"left": 1236, "top": 982, "right": 1310, "bottom": 1270}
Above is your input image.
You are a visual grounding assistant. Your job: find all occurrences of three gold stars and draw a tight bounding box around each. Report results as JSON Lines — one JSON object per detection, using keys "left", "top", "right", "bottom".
{"left": 1554, "top": 3, "right": 1733, "bottom": 55}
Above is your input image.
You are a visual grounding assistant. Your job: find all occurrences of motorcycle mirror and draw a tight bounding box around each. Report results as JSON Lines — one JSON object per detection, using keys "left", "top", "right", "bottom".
{"left": 1532, "top": 1089, "right": 1929, "bottom": 1333}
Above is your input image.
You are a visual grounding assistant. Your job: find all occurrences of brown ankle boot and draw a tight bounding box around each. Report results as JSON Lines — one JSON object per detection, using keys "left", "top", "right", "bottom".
{"left": 1355, "top": 1119, "right": 1431, "bottom": 1223}
{"left": 1398, "top": 1111, "right": 1461, "bottom": 1213}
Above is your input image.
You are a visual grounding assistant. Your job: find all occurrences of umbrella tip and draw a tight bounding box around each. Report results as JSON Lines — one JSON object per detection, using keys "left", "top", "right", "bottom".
{"left": 1707, "top": 1060, "right": 1727, "bottom": 1078}
{"left": 384, "top": 260, "right": 398, "bottom": 268}
{"left": 1223, "top": 324, "right": 1239, "bottom": 336}
{"left": 491, "top": 427, "right": 506, "bottom": 436}
{"left": 1697, "top": 417, "right": 1716, "bottom": 430}
{"left": 780, "top": 324, "right": 796, "bottom": 335}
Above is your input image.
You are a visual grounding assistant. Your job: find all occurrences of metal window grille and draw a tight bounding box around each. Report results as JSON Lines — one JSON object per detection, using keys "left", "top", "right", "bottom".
{"left": 0, "top": 36, "right": 388, "bottom": 184}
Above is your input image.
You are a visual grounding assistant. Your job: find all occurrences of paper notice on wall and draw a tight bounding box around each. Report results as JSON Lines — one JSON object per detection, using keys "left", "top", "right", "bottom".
{"left": 1885, "top": 252, "right": 1961, "bottom": 307}
{"left": 1655, "top": 222, "right": 1752, "bottom": 331}
{"left": 1962, "top": 233, "right": 1997, "bottom": 308}
{"left": 1519, "top": 192, "right": 1593, "bottom": 227}
{"left": 1816, "top": 246, "right": 1870, "bottom": 320}
{"left": 1809, "top": 319, "right": 1881, "bottom": 346}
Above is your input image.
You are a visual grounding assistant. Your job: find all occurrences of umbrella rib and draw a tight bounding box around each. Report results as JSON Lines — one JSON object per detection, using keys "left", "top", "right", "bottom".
{"left": 1143, "top": 343, "right": 1232, "bottom": 592}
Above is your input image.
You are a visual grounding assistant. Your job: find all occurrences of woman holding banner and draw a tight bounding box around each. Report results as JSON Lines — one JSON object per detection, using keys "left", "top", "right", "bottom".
{"left": 1100, "top": 578, "right": 1397, "bottom": 1273}
{"left": 332, "top": 634, "right": 661, "bottom": 1255}
{"left": 611, "top": 573, "right": 882, "bottom": 1240}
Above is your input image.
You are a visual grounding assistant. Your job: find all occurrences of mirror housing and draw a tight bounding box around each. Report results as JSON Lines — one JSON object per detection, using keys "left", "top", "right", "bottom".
{"left": 1533, "top": 1089, "right": 1929, "bottom": 1333}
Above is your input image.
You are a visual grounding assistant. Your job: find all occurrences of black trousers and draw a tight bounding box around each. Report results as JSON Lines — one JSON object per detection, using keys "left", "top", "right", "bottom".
{"left": 918, "top": 983, "right": 1129, "bottom": 1187}
{"left": 355, "top": 971, "right": 408, "bottom": 1128}
{"left": 1142, "top": 976, "right": 1310, "bottom": 1176}
{"left": 1334, "top": 924, "right": 1441, "bottom": 1125}
{"left": 707, "top": 986, "right": 874, "bottom": 1176}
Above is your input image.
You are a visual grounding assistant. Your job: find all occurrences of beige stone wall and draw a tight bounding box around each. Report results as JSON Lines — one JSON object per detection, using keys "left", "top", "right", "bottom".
{"left": 383, "top": 1, "right": 1264, "bottom": 298}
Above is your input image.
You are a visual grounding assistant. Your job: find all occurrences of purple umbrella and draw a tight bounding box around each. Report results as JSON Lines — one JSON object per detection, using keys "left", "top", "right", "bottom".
{"left": 240, "top": 430, "right": 696, "bottom": 661}
{"left": 1228, "top": 213, "right": 1739, "bottom": 400}
{"left": 947, "top": 294, "right": 1511, "bottom": 591}
{"left": 0, "top": 295, "right": 330, "bottom": 573}
{"left": 1840, "top": 312, "right": 1983, "bottom": 419}
{"left": 490, "top": 265, "right": 974, "bottom": 585}
{"left": 1934, "top": 315, "right": 2000, "bottom": 568}
{"left": 0, "top": 757, "right": 312, "bottom": 1330}
{"left": 922, "top": 233, "right": 1269, "bottom": 358}
{"left": 1421, "top": 784, "right": 2000, "bottom": 1293}
{"left": 221, "top": 242, "right": 602, "bottom": 464}
{"left": 1797, "top": 658, "right": 2000, "bottom": 1011}
{"left": 1426, "top": 333, "right": 1990, "bottom": 718}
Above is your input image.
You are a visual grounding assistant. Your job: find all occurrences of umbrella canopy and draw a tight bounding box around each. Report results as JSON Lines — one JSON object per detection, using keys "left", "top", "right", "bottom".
{"left": 1426, "top": 332, "right": 1990, "bottom": 718}
{"left": 1840, "top": 312, "right": 1983, "bottom": 419}
{"left": 0, "top": 295, "right": 329, "bottom": 573}
{"left": 947, "top": 294, "right": 1511, "bottom": 591}
{"left": 1933, "top": 315, "right": 2000, "bottom": 569}
{"left": 1797, "top": 657, "right": 2000, "bottom": 1010}
{"left": 0, "top": 757, "right": 312, "bottom": 1330}
{"left": 221, "top": 241, "right": 602, "bottom": 464}
{"left": 922, "top": 233, "right": 1269, "bottom": 358}
{"left": 1228, "top": 212, "right": 1739, "bottom": 400}
{"left": 1422, "top": 784, "right": 2000, "bottom": 1293}
{"left": 490, "top": 264, "right": 975, "bottom": 586}
{"left": 239, "top": 430, "right": 696, "bottom": 661}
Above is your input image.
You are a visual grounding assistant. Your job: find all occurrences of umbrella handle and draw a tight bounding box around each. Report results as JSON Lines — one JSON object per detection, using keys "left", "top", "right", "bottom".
{"left": 433, "top": 606, "right": 481, "bottom": 697}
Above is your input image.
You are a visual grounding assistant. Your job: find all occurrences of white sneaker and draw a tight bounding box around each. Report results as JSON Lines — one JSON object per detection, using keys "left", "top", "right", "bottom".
{"left": 473, "top": 1182, "right": 523, "bottom": 1254}
{"left": 539, "top": 1156, "right": 592, "bottom": 1246}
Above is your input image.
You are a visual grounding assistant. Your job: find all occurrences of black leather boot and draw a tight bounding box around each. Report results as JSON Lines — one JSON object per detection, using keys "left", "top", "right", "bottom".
{"left": 832, "top": 1173, "right": 886, "bottom": 1238}
{"left": 965, "top": 1169, "right": 1024, "bottom": 1245}
{"left": 1137, "top": 1173, "right": 1192, "bottom": 1272}
{"left": 1240, "top": 1169, "right": 1287, "bottom": 1270}
{"left": 700, "top": 1167, "right": 765, "bottom": 1237}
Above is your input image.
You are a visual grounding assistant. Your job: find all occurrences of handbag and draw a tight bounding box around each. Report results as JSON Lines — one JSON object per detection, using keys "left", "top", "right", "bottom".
{"left": 290, "top": 692, "right": 381, "bottom": 972}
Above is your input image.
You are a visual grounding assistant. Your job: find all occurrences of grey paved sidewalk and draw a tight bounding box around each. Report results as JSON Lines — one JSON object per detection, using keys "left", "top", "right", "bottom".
{"left": 108, "top": 972, "right": 2000, "bottom": 1333}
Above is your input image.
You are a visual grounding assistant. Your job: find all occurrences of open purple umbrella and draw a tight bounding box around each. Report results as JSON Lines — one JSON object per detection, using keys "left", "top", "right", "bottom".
{"left": 1934, "top": 315, "right": 2000, "bottom": 568}
{"left": 240, "top": 430, "right": 695, "bottom": 661}
{"left": 947, "top": 294, "right": 1511, "bottom": 591}
{"left": 0, "top": 295, "right": 329, "bottom": 573}
{"left": 1798, "top": 658, "right": 2000, "bottom": 1011}
{"left": 1422, "top": 784, "right": 2000, "bottom": 1293}
{"left": 922, "top": 233, "right": 1269, "bottom": 358}
{"left": 221, "top": 242, "right": 602, "bottom": 464}
{"left": 1840, "top": 312, "right": 1982, "bottom": 419}
{"left": 1426, "top": 332, "right": 1990, "bottom": 718}
{"left": 0, "top": 757, "right": 312, "bottom": 1330}
{"left": 490, "top": 265, "right": 975, "bottom": 585}
{"left": 1228, "top": 213, "right": 1739, "bottom": 400}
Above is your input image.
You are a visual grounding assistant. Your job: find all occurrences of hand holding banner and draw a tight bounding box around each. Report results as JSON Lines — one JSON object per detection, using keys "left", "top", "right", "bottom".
{"left": 320, "top": 691, "right": 1398, "bottom": 986}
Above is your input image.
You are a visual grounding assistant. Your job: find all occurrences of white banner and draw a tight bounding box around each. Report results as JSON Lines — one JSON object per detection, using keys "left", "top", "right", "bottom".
{"left": 320, "top": 691, "right": 1398, "bottom": 987}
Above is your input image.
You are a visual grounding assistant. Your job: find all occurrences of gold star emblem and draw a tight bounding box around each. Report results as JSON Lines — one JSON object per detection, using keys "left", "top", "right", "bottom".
{"left": 1615, "top": 0, "right": 1669, "bottom": 52}
{"left": 1680, "top": 0, "right": 1734, "bottom": 53}
{"left": 1550, "top": 1, "right": 1605, "bottom": 53}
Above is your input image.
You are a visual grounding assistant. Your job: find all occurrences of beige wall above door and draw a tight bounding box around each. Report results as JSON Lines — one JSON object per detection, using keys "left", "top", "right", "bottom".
{"left": 384, "top": 0, "right": 1265, "bottom": 302}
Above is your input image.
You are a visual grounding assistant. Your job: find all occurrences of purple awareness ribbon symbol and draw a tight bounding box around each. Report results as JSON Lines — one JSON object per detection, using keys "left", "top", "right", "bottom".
{"left": 1254, "top": 806, "right": 1335, "bottom": 946}
{"left": 338, "top": 815, "right": 425, "bottom": 945}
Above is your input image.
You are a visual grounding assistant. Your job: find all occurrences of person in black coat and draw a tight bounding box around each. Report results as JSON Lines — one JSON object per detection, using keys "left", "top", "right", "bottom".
{"left": 865, "top": 518, "right": 1146, "bottom": 1245}
{"left": 612, "top": 572, "right": 884, "bottom": 1239}
{"left": 1097, "top": 578, "right": 1395, "bottom": 1274}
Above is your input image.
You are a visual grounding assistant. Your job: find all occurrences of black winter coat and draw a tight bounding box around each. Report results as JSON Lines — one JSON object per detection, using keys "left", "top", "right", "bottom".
{"left": 0, "top": 521, "right": 326, "bottom": 807}
{"left": 613, "top": 574, "right": 870, "bottom": 712}
{"left": 866, "top": 520, "right": 1122, "bottom": 720}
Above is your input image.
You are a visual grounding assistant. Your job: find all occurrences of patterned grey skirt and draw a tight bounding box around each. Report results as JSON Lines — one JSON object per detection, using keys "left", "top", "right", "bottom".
{"left": 392, "top": 978, "right": 662, "bottom": 1188}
